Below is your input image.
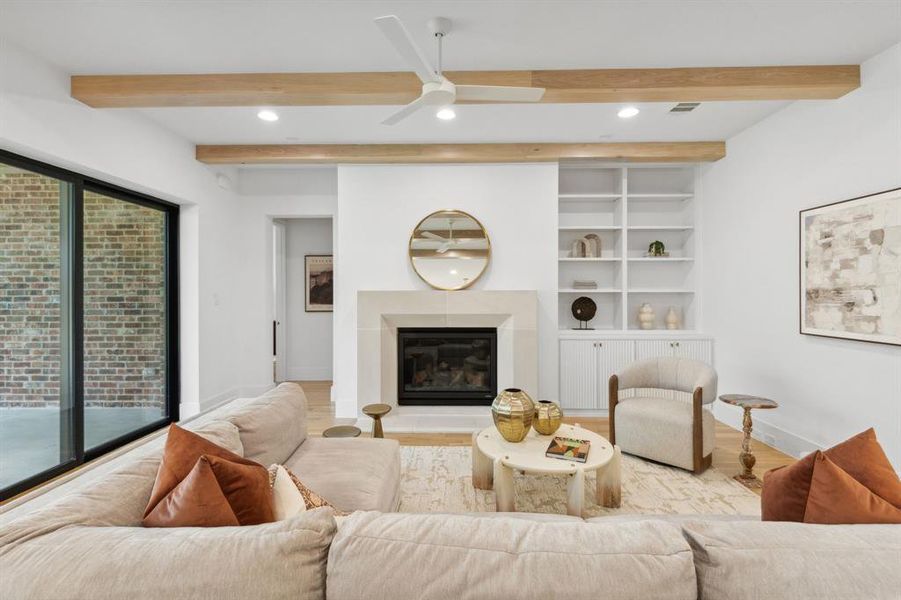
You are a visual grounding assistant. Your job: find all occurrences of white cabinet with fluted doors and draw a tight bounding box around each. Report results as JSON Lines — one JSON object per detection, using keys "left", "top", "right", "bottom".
{"left": 559, "top": 339, "right": 634, "bottom": 410}
{"left": 559, "top": 334, "right": 714, "bottom": 411}
{"left": 635, "top": 339, "right": 712, "bottom": 363}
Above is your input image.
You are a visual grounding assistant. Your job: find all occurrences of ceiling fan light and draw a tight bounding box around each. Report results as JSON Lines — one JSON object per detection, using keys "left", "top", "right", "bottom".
{"left": 436, "top": 107, "right": 456, "bottom": 120}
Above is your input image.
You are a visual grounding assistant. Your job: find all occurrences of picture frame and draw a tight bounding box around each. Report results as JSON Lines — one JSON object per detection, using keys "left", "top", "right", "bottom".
{"left": 305, "top": 255, "right": 333, "bottom": 312}
{"left": 799, "top": 187, "right": 900, "bottom": 346}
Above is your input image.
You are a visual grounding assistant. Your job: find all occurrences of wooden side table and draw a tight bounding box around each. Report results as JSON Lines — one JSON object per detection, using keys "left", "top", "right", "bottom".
{"left": 719, "top": 394, "right": 778, "bottom": 488}
{"left": 362, "top": 403, "right": 392, "bottom": 438}
{"left": 322, "top": 425, "right": 362, "bottom": 438}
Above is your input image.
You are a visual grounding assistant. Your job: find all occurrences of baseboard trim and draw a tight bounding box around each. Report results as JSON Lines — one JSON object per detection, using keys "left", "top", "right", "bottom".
{"left": 198, "top": 383, "right": 276, "bottom": 413}
{"left": 714, "top": 404, "right": 821, "bottom": 459}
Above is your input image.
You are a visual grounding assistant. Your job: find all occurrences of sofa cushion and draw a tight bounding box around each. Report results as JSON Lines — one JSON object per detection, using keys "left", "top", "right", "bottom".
{"left": 614, "top": 396, "right": 715, "bottom": 470}
{"left": 804, "top": 453, "right": 901, "bottom": 524}
{"left": 762, "top": 428, "right": 901, "bottom": 522}
{"left": 0, "top": 508, "right": 335, "bottom": 600}
{"left": 144, "top": 423, "right": 252, "bottom": 519}
{"left": 682, "top": 519, "right": 901, "bottom": 600}
{"left": 326, "top": 512, "right": 697, "bottom": 600}
{"left": 284, "top": 437, "right": 400, "bottom": 513}
{"left": 226, "top": 382, "right": 309, "bottom": 466}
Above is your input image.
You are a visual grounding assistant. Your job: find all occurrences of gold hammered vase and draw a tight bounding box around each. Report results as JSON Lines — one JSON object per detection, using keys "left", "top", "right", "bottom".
{"left": 491, "top": 388, "right": 535, "bottom": 442}
{"left": 532, "top": 400, "right": 563, "bottom": 436}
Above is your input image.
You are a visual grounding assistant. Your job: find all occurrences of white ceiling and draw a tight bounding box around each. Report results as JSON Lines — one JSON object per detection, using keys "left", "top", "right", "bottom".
{"left": 2, "top": 0, "right": 898, "bottom": 145}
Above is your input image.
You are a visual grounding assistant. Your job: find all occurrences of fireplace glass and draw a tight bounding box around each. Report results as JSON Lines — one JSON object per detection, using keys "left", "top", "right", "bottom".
{"left": 397, "top": 328, "right": 497, "bottom": 405}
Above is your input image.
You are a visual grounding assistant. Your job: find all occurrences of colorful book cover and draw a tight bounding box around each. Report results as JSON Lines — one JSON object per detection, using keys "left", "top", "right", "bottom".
{"left": 545, "top": 437, "right": 591, "bottom": 463}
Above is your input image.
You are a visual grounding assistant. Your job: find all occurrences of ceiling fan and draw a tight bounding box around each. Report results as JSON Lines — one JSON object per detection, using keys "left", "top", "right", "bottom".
{"left": 421, "top": 218, "right": 459, "bottom": 254}
{"left": 374, "top": 15, "right": 546, "bottom": 125}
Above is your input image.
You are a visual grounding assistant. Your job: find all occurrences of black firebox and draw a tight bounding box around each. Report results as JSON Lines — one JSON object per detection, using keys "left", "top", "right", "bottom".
{"left": 397, "top": 328, "right": 497, "bottom": 405}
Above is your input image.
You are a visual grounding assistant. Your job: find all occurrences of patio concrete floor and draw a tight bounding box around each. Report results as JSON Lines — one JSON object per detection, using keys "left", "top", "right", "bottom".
{"left": 0, "top": 407, "right": 162, "bottom": 490}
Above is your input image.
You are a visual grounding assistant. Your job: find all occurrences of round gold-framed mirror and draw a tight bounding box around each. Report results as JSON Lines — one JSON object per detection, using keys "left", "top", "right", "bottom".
{"left": 409, "top": 209, "right": 491, "bottom": 291}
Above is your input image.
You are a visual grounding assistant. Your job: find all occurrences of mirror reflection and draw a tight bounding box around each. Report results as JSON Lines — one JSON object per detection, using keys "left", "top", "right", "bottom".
{"left": 409, "top": 210, "right": 490, "bottom": 290}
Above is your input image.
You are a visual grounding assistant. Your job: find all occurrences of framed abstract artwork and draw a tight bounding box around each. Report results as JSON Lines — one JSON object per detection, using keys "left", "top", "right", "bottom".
{"left": 305, "top": 255, "right": 333, "bottom": 312}
{"left": 800, "top": 188, "right": 901, "bottom": 346}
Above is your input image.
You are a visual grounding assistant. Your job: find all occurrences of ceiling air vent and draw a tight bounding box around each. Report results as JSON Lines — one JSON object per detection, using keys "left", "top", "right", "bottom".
{"left": 669, "top": 102, "right": 701, "bottom": 113}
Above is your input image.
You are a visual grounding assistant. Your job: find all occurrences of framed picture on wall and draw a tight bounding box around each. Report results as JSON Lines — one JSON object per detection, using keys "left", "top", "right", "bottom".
{"left": 305, "top": 255, "right": 333, "bottom": 312}
{"left": 799, "top": 187, "right": 901, "bottom": 346}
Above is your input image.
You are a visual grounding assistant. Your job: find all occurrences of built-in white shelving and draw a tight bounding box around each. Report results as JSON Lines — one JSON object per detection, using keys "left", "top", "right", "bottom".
{"left": 557, "top": 164, "right": 700, "bottom": 332}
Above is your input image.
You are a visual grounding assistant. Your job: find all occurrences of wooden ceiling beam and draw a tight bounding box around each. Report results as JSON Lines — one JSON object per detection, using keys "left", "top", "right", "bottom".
{"left": 195, "top": 142, "right": 726, "bottom": 164}
{"left": 72, "top": 65, "right": 859, "bottom": 108}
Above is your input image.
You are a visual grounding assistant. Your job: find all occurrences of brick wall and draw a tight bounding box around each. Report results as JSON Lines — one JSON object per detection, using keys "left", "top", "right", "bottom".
{"left": 0, "top": 170, "right": 166, "bottom": 409}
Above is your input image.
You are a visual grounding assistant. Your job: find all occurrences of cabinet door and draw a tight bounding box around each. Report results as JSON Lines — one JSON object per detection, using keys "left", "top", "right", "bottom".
{"left": 559, "top": 340, "right": 598, "bottom": 409}
{"left": 672, "top": 340, "right": 712, "bottom": 364}
{"left": 596, "top": 340, "right": 635, "bottom": 409}
{"left": 634, "top": 340, "right": 673, "bottom": 360}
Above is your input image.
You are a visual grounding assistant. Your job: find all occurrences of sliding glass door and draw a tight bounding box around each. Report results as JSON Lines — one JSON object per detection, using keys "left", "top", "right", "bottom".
{"left": 0, "top": 150, "right": 178, "bottom": 500}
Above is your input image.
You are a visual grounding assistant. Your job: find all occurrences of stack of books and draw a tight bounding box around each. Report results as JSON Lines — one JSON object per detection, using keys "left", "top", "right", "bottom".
{"left": 545, "top": 437, "right": 591, "bottom": 463}
{"left": 572, "top": 280, "right": 598, "bottom": 290}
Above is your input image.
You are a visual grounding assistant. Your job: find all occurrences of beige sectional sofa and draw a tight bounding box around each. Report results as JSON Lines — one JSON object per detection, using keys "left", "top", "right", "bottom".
{"left": 2, "top": 383, "right": 898, "bottom": 600}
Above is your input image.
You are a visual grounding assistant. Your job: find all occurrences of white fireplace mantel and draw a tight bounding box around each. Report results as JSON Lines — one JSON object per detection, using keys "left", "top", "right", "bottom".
{"left": 356, "top": 290, "right": 538, "bottom": 432}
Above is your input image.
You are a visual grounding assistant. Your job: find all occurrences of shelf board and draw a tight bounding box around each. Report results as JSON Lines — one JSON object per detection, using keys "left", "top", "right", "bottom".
{"left": 627, "top": 257, "right": 694, "bottom": 262}
{"left": 627, "top": 193, "right": 693, "bottom": 200}
{"left": 627, "top": 225, "right": 693, "bottom": 231}
{"left": 559, "top": 257, "right": 621, "bottom": 262}
{"left": 559, "top": 225, "right": 621, "bottom": 231}
{"left": 559, "top": 193, "right": 622, "bottom": 200}
{"left": 628, "top": 288, "right": 695, "bottom": 294}
{"left": 559, "top": 288, "right": 621, "bottom": 293}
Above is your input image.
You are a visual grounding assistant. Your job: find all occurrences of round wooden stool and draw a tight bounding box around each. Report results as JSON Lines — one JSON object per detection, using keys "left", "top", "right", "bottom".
{"left": 322, "top": 425, "right": 362, "bottom": 438}
{"left": 362, "top": 403, "right": 392, "bottom": 438}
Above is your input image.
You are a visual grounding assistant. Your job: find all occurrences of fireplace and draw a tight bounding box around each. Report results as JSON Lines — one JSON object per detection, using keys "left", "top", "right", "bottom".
{"left": 397, "top": 328, "right": 497, "bottom": 405}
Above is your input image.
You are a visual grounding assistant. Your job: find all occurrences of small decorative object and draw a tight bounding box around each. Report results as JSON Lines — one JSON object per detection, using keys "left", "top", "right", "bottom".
{"left": 584, "top": 234, "right": 602, "bottom": 258}
{"left": 665, "top": 306, "right": 681, "bottom": 330}
{"left": 800, "top": 188, "right": 901, "bottom": 346}
{"left": 545, "top": 436, "right": 591, "bottom": 463}
{"left": 647, "top": 240, "right": 668, "bottom": 257}
{"left": 570, "top": 238, "right": 588, "bottom": 258}
{"left": 638, "top": 303, "right": 655, "bottom": 329}
{"left": 532, "top": 400, "right": 563, "bottom": 435}
{"left": 572, "top": 280, "right": 598, "bottom": 289}
{"left": 305, "top": 255, "right": 333, "bottom": 312}
{"left": 571, "top": 296, "right": 597, "bottom": 330}
{"left": 491, "top": 388, "right": 535, "bottom": 442}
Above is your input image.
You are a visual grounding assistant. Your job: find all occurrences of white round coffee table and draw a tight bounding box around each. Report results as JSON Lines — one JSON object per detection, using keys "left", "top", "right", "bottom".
{"left": 471, "top": 423, "right": 622, "bottom": 516}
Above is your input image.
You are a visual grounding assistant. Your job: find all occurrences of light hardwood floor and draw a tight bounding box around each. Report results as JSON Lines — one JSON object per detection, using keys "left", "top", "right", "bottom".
{"left": 297, "top": 381, "right": 795, "bottom": 495}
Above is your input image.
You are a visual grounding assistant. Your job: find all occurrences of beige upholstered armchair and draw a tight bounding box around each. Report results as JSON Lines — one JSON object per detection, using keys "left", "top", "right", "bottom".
{"left": 608, "top": 357, "right": 717, "bottom": 474}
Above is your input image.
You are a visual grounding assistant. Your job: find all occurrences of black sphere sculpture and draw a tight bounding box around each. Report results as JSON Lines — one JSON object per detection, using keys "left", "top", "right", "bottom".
{"left": 571, "top": 296, "right": 597, "bottom": 330}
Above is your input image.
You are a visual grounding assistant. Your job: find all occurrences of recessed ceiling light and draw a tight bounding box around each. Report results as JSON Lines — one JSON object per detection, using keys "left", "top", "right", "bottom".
{"left": 617, "top": 106, "right": 640, "bottom": 119}
{"left": 257, "top": 109, "right": 279, "bottom": 122}
{"left": 436, "top": 107, "right": 456, "bottom": 121}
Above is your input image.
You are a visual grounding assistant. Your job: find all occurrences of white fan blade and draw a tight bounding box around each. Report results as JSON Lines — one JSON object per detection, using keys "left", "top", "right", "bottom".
{"left": 436, "top": 243, "right": 451, "bottom": 254}
{"left": 422, "top": 231, "right": 448, "bottom": 242}
{"left": 455, "top": 85, "right": 546, "bottom": 102}
{"left": 375, "top": 15, "right": 437, "bottom": 83}
{"left": 382, "top": 95, "right": 429, "bottom": 125}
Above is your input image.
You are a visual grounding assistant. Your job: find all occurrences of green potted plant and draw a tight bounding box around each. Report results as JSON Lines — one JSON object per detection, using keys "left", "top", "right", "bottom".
{"left": 647, "top": 240, "right": 667, "bottom": 257}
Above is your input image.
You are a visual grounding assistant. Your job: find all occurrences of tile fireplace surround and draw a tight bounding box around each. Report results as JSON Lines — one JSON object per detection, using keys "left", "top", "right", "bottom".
{"left": 356, "top": 290, "right": 538, "bottom": 432}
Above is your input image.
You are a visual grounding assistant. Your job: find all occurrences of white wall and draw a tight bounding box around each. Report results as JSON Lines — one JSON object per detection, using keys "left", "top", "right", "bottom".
{"left": 283, "top": 218, "right": 333, "bottom": 380}
{"left": 333, "top": 164, "right": 558, "bottom": 418}
{"left": 231, "top": 168, "right": 337, "bottom": 395}
{"left": 0, "top": 41, "right": 248, "bottom": 413}
{"left": 701, "top": 43, "right": 901, "bottom": 467}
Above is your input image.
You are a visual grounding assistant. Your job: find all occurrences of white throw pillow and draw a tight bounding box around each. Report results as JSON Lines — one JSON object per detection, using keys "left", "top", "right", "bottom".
{"left": 270, "top": 464, "right": 307, "bottom": 521}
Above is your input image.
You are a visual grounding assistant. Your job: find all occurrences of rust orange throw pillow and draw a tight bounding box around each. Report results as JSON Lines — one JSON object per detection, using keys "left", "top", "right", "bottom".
{"left": 762, "top": 428, "right": 901, "bottom": 522}
{"left": 804, "top": 453, "right": 901, "bottom": 524}
{"left": 143, "top": 424, "right": 274, "bottom": 527}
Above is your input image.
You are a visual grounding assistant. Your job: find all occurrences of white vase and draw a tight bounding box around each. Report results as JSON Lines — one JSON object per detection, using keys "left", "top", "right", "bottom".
{"left": 665, "top": 306, "right": 681, "bottom": 330}
{"left": 638, "top": 303, "right": 655, "bottom": 330}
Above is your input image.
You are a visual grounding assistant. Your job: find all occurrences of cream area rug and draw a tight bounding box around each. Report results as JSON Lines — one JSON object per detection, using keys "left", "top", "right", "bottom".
{"left": 398, "top": 446, "right": 761, "bottom": 517}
